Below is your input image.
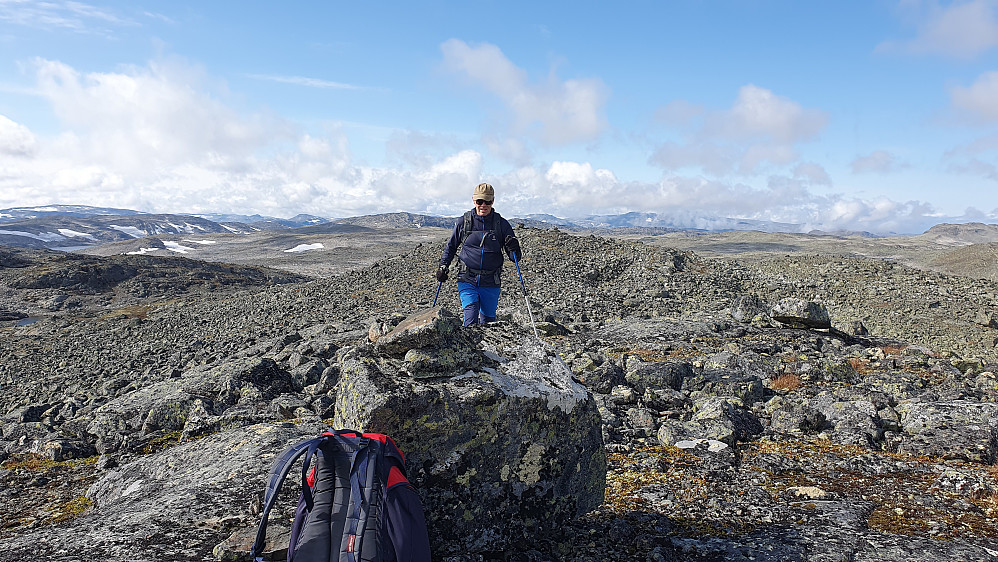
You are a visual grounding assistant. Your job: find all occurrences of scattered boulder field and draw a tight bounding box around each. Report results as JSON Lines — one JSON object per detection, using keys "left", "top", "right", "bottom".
{"left": 1, "top": 226, "right": 998, "bottom": 561}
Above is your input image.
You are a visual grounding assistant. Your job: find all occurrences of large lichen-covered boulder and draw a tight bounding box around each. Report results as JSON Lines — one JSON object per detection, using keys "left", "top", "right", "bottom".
{"left": 86, "top": 382, "right": 196, "bottom": 453}
{"left": 770, "top": 298, "right": 831, "bottom": 329}
{"left": 897, "top": 401, "right": 998, "bottom": 463}
{"left": 332, "top": 313, "right": 606, "bottom": 556}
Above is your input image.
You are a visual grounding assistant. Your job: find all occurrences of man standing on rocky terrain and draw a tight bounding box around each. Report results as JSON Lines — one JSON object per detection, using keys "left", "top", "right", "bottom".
{"left": 436, "top": 182, "right": 522, "bottom": 326}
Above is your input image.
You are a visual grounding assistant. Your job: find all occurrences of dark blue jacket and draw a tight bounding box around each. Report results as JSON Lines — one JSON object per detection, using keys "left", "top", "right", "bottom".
{"left": 440, "top": 209, "right": 517, "bottom": 288}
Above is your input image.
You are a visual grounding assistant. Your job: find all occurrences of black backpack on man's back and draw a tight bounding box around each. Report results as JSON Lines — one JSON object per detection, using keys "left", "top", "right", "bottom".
{"left": 250, "top": 428, "right": 431, "bottom": 562}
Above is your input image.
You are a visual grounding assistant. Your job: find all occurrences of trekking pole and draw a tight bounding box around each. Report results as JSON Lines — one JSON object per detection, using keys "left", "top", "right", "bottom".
{"left": 511, "top": 253, "right": 540, "bottom": 339}
{"left": 432, "top": 281, "right": 442, "bottom": 307}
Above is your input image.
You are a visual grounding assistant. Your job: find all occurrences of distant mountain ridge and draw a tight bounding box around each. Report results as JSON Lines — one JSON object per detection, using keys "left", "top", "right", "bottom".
{"left": 331, "top": 212, "right": 455, "bottom": 229}
{"left": 916, "top": 222, "right": 998, "bottom": 246}
{"left": 0, "top": 213, "right": 254, "bottom": 250}
{"left": 2, "top": 204, "right": 997, "bottom": 252}
{"left": 0, "top": 205, "right": 145, "bottom": 221}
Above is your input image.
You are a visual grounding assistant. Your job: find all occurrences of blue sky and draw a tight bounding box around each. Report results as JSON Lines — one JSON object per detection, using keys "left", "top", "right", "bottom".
{"left": 1, "top": 0, "right": 997, "bottom": 233}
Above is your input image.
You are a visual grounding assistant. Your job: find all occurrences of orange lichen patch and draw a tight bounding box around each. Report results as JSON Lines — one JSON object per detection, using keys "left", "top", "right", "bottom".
{"left": 1, "top": 453, "right": 58, "bottom": 471}
{"left": 605, "top": 447, "right": 706, "bottom": 514}
{"left": 848, "top": 357, "right": 873, "bottom": 374}
{"left": 47, "top": 496, "right": 93, "bottom": 524}
{"left": 0, "top": 453, "right": 97, "bottom": 472}
{"left": 882, "top": 345, "right": 907, "bottom": 355}
{"left": 742, "top": 439, "right": 998, "bottom": 539}
{"left": 668, "top": 347, "right": 706, "bottom": 360}
{"left": 979, "top": 492, "right": 998, "bottom": 518}
{"left": 771, "top": 374, "right": 802, "bottom": 391}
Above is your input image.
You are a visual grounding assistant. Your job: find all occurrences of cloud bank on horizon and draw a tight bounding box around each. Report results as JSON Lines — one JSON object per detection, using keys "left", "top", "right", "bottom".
{"left": 0, "top": 0, "right": 997, "bottom": 234}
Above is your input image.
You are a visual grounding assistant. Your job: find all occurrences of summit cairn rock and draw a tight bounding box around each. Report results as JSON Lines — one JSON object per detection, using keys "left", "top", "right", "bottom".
{"left": 334, "top": 308, "right": 606, "bottom": 556}
{"left": 372, "top": 305, "right": 459, "bottom": 354}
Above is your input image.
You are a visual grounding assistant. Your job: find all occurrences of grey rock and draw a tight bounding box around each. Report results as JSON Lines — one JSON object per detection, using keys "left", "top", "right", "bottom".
{"left": 289, "top": 358, "right": 326, "bottom": 390}
{"left": 730, "top": 294, "right": 770, "bottom": 322}
{"left": 693, "top": 396, "right": 763, "bottom": 442}
{"left": 897, "top": 401, "right": 998, "bottom": 463}
{"left": 372, "top": 306, "right": 460, "bottom": 356}
{"left": 574, "top": 357, "right": 624, "bottom": 394}
{"left": 331, "top": 336, "right": 605, "bottom": 556}
{"left": 626, "top": 407, "right": 658, "bottom": 431}
{"left": 624, "top": 358, "right": 691, "bottom": 393}
{"left": 39, "top": 437, "right": 95, "bottom": 461}
{"left": 809, "top": 393, "right": 884, "bottom": 448}
{"left": 974, "top": 309, "right": 998, "bottom": 329}
{"left": 3, "top": 422, "right": 324, "bottom": 560}
{"left": 683, "top": 368, "right": 764, "bottom": 405}
{"left": 770, "top": 298, "right": 832, "bottom": 329}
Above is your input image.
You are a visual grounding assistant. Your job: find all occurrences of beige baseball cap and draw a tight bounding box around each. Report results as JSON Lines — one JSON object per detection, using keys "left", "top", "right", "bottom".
{"left": 473, "top": 183, "right": 494, "bottom": 202}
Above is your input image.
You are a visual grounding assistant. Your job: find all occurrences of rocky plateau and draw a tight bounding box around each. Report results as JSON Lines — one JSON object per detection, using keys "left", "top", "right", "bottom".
{"left": 2, "top": 223, "right": 998, "bottom": 561}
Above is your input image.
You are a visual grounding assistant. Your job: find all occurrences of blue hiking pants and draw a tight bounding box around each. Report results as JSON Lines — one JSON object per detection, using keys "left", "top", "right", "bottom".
{"left": 458, "top": 282, "right": 500, "bottom": 326}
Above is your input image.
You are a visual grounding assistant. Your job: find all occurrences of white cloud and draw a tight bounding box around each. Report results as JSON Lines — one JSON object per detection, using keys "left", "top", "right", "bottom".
{"left": 649, "top": 141, "right": 736, "bottom": 176}
{"left": 948, "top": 157, "right": 998, "bottom": 180}
{"left": 792, "top": 162, "right": 832, "bottom": 185}
{"left": 650, "top": 85, "right": 827, "bottom": 175}
{"left": 440, "top": 39, "right": 609, "bottom": 145}
{"left": 30, "top": 57, "right": 290, "bottom": 175}
{"left": 0, "top": 114, "right": 36, "bottom": 156}
{"left": 655, "top": 99, "right": 704, "bottom": 127}
{"left": 710, "top": 85, "right": 827, "bottom": 144}
{"left": 0, "top": 0, "right": 134, "bottom": 34}
{"left": 943, "top": 133, "right": 998, "bottom": 181}
{"left": 951, "top": 71, "right": 998, "bottom": 122}
{"left": 0, "top": 57, "right": 496, "bottom": 219}
{"left": 0, "top": 57, "right": 952, "bottom": 235}
{"left": 481, "top": 158, "right": 940, "bottom": 233}
{"left": 245, "top": 74, "right": 366, "bottom": 91}
{"left": 851, "top": 150, "right": 906, "bottom": 174}
{"left": 880, "top": 0, "right": 998, "bottom": 58}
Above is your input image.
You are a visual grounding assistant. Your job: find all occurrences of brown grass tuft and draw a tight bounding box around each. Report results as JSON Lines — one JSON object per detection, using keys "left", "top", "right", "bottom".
{"left": 848, "top": 357, "right": 872, "bottom": 374}
{"left": 771, "top": 373, "right": 802, "bottom": 391}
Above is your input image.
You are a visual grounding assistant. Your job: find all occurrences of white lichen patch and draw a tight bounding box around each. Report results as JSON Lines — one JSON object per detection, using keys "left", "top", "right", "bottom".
{"left": 483, "top": 337, "right": 589, "bottom": 413}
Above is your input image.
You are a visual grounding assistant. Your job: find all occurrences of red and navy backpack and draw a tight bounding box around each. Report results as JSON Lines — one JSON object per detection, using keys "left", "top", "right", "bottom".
{"left": 251, "top": 428, "right": 431, "bottom": 562}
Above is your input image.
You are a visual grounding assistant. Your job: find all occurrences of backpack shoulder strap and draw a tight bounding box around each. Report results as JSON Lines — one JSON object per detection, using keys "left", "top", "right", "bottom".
{"left": 458, "top": 210, "right": 474, "bottom": 247}
{"left": 250, "top": 436, "right": 324, "bottom": 559}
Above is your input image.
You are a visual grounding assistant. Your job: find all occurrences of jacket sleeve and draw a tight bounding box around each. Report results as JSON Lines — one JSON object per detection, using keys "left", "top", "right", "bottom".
{"left": 500, "top": 218, "right": 521, "bottom": 259}
{"left": 382, "top": 484, "right": 432, "bottom": 562}
{"left": 439, "top": 217, "right": 464, "bottom": 267}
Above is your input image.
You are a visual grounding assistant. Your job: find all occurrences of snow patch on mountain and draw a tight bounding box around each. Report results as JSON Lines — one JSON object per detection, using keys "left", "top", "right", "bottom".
{"left": 109, "top": 225, "right": 147, "bottom": 238}
{"left": 285, "top": 243, "right": 324, "bottom": 253}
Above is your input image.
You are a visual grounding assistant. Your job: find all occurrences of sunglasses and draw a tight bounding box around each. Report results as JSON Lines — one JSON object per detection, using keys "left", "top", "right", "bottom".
{"left": 475, "top": 199, "right": 493, "bottom": 206}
